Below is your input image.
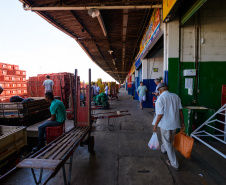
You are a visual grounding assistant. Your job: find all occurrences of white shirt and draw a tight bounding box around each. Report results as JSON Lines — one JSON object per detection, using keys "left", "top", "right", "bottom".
{"left": 43, "top": 79, "right": 54, "bottom": 93}
{"left": 105, "top": 86, "right": 108, "bottom": 94}
{"left": 96, "top": 86, "right": 100, "bottom": 93}
{"left": 152, "top": 91, "right": 183, "bottom": 130}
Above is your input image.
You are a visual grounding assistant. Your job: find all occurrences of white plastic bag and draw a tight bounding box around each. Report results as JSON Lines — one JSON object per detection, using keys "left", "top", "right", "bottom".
{"left": 148, "top": 132, "right": 160, "bottom": 150}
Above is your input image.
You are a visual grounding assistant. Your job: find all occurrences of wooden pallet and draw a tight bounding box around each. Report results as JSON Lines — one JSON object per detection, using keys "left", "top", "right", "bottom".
{"left": 0, "top": 125, "right": 27, "bottom": 162}
{"left": 0, "top": 97, "right": 60, "bottom": 120}
{"left": 17, "top": 126, "right": 91, "bottom": 185}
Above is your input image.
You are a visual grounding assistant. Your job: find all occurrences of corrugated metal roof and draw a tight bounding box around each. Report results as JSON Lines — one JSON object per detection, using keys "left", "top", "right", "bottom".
{"left": 19, "top": 0, "right": 162, "bottom": 82}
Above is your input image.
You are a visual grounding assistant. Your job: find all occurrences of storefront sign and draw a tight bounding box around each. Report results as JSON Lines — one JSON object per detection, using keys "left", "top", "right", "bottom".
{"left": 135, "top": 9, "right": 161, "bottom": 69}
{"left": 126, "top": 69, "right": 131, "bottom": 79}
{"left": 163, "top": 0, "right": 178, "bottom": 21}
{"left": 130, "top": 62, "right": 136, "bottom": 74}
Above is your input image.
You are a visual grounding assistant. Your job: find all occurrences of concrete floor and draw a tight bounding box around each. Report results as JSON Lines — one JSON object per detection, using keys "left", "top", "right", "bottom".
{"left": 1, "top": 88, "right": 226, "bottom": 185}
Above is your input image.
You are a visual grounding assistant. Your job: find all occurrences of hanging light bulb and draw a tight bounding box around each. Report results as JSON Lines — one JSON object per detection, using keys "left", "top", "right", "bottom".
{"left": 88, "top": 9, "right": 100, "bottom": 18}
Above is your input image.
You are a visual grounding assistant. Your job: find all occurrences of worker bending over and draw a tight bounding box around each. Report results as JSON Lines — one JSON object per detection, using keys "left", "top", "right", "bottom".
{"left": 33, "top": 92, "right": 66, "bottom": 152}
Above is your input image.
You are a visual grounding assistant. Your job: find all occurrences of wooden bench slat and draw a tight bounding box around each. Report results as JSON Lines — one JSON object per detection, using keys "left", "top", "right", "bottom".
{"left": 42, "top": 129, "right": 82, "bottom": 159}
{"left": 17, "top": 159, "right": 61, "bottom": 170}
{"left": 35, "top": 128, "right": 81, "bottom": 159}
{"left": 54, "top": 127, "right": 89, "bottom": 160}
{"left": 49, "top": 127, "right": 87, "bottom": 160}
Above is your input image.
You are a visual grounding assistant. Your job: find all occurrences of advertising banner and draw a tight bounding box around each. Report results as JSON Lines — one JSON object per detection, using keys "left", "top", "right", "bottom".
{"left": 135, "top": 8, "right": 161, "bottom": 69}
{"left": 130, "top": 62, "right": 135, "bottom": 74}
{"left": 163, "top": 0, "right": 177, "bottom": 21}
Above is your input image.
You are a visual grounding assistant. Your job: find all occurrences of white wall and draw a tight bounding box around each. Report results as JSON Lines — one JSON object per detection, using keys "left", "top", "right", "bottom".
{"left": 147, "top": 48, "right": 163, "bottom": 79}
{"left": 181, "top": 18, "right": 195, "bottom": 62}
{"left": 163, "top": 19, "right": 180, "bottom": 70}
{"left": 181, "top": 0, "right": 226, "bottom": 62}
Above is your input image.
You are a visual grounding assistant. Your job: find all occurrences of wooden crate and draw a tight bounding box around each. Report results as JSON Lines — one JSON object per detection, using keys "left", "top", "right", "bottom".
{"left": 0, "top": 125, "right": 27, "bottom": 162}
{"left": 0, "top": 96, "right": 61, "bottom": 119}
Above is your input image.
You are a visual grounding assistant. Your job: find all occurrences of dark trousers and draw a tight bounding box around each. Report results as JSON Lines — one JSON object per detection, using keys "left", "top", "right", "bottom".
{"left": 38, "top": 120, "right": 63, "bottom": 145}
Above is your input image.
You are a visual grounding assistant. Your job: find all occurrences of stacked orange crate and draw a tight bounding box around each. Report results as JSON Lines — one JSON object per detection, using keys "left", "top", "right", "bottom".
{"left": 0, "top": 63, "right": 27, "bottom": 102}
{"left": 26, "top": 72, "right": 74, "bottom": 108}
{"left": 27, "top": 76, "right": 38, "bottom": 97}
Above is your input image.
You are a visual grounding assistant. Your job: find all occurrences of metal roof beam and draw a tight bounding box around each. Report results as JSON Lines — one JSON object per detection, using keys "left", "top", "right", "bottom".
{"left": 122, "top": 9, "right": 129, "bottom": 78}
{"left": 97, "top": 14, "right": 107, "bottom": 37}
{"left": 23, "top": 5, "right": 162, "bottom": 11}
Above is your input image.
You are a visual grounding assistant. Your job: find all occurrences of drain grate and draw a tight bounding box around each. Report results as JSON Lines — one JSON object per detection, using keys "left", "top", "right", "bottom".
{"left": 137, "top": 170, "right": 150, "bottom": 173}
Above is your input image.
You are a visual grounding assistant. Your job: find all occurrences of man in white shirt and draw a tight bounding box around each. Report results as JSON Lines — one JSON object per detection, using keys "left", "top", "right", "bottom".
{"left": 152, "top": 78, "right": 160, "bottom": 97}
{"left": 152, "top": 83, "right": 184, "bottom": 171}
{"left": 95, "top": 84, "right": 100, "bottom": 95}
{"left": 43, "top": 75, "right": 54, "bottom": 93}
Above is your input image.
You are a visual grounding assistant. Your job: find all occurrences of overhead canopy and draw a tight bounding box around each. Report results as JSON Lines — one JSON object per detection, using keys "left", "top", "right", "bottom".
{"left": 19, "top": 0, "right": 162, "bottom": 83}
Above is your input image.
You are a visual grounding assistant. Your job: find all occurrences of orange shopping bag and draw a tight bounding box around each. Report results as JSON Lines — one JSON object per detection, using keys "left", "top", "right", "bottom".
{"left": 173, "top": 130, "right": 194, "bottom": 159}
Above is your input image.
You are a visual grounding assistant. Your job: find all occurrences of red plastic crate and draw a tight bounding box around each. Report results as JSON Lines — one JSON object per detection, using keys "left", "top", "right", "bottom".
{"left": 22, "top": 83, "right": 27, "bottom": 88}
{"left": 22, "top": 89, "right": 27, "bottom": 94}
{"left": 0, "top": 82, "right": 4, "bottom": 88}
{"left": 0, "top": 63, "right": 8, "bottom": 69}
{"left": 0, "top": 75, "right": 10, "bottom": 81}
{"left": 17, "top": 89, "right": 23, "bottom": 94}
{"left": 21, "top": 70, "right": 26, "bottom": 75}
{"left": 0, "top": 96, "right": 10, "bottom": 103}
{"left": 4, "top": 82, "right": 17, "bottom": 88}
{"left": 15, "top": 70, "right": 22, "bottom": 75}
{"left": 11, "top": 90, "right": 17, "bottom": 95}
{"left": 11, "top": 76, "right": 18, "bottom": 81}
{"left": 16, "top": 83, "right": 22, "bottom": 88}
{"left": 29, "top": 76, "right": 38, "bottom": 82}
{"left": 11, "top": 83, "right": 17, "bottom": 88}
{"left": 22, "top": 77, "right": 26, "bottom": 82}
{"left": 13, "top": 65, "right": 19, "bottom": 70}
{"left": 46, "top": 123, "right": 65, "bottom": 144}
{"left": 4, "top": 82, "right": 12, "bottom": 88}
{"left": 0, "top": 69, "right": 7, "bottom": 75}
{"left": 4, "top": 90, "right": 11, "bottom": 96}
{"left": 17, "top": 89, "right": 27, "bottom": 95}
{"left": 7, "top": 64, "right": 13, "bottom": 70}
{"left": 6, "top": 70, "right": 14, "bottom": 75}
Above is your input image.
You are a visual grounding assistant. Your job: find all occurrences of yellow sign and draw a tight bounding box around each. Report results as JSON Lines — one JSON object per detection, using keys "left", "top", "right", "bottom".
{"left": 131, "top": 62, "right": 135, "bottom": 74}
{"left": 163, "top": 0, "right": 177, "bottom": 21}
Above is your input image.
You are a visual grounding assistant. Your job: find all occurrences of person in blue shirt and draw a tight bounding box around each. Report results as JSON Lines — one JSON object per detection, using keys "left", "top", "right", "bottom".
{"left": 137, "top": 81, "right": 147, "bottom": 110}
{"left": 33, "top": 92, "right": 66, "bottom": 152}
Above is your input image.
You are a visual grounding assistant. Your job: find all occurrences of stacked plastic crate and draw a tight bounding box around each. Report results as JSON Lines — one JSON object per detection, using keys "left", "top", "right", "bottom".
{"left": 27, "top": 72, "right": 74, "bottom": 108}
{"left": 0, "top": 63, "right": 27, "bottom": 102}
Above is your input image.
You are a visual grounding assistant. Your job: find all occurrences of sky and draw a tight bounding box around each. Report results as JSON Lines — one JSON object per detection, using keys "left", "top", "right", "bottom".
{"left": 0, "top": 0, "right": 116, "bottom": 82}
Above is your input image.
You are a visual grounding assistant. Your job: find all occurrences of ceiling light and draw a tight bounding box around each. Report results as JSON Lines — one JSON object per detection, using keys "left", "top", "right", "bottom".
{"left": 88, "top": 9, "right": 100, "bottom": 18}
{"left": 108, "top": 50, "right": 113, "bottom": 55}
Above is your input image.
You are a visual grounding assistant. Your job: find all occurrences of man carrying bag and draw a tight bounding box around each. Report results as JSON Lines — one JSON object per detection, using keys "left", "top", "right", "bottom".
{"left": 152, "top": 83, "right": 185, "bottom": 171}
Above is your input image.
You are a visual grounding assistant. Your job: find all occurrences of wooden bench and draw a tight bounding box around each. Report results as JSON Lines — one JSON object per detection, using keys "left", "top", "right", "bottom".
{"left": 17, "top": 126, "right": 93, "bottom": 185}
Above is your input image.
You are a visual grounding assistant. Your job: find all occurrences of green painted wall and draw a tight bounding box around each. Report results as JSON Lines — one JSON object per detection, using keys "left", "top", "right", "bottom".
{"left": 168, "top": 61, "right": 226, "bottom": 110}
{"left": 197, "top": 62, "right": 226, "bottom": 110}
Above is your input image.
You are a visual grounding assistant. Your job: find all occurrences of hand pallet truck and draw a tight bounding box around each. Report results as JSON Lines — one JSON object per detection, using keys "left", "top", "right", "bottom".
{"left": 92, "top": 110, "right": 131, "bottom": 131}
